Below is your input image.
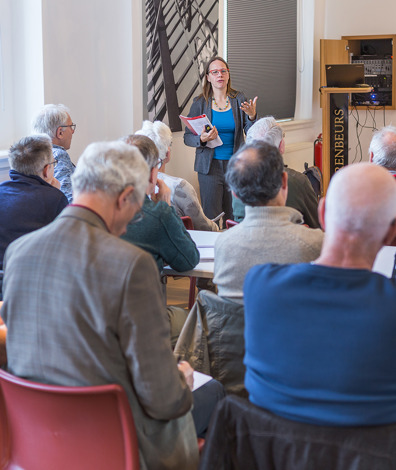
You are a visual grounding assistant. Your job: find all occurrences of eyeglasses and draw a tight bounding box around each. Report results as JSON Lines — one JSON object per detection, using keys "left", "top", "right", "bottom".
{"left": 59, "top": 123, "right": 77, "bottom": 131}
{"left": 46, "top": 160, "right": 58, "bottom": 169}
{"left": 156, "top": 158, "right": 164, "bottom": 170}
{"left": 129, "top": 210, "right": 144, "bottom": 225}
{"left": 208, "top": 69, "right": 229, "bottom": 76}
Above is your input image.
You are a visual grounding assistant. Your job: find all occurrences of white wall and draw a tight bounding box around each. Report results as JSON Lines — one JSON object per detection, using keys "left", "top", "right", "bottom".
{"left": 41, "top": 0, "right": 140, "bottom": 163}
{"left": 0, "top": 0, "right": 43, "bottom": 149}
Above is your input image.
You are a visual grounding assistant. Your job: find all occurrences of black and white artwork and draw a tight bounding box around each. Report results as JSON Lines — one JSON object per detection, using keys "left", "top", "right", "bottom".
{"left": 145, "top": 0, "right": 219, "bottom": 131}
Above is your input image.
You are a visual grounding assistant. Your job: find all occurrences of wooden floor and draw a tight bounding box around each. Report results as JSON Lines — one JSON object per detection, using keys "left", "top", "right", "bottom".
{"left": 166, "top": 276, "right": 192, "bottom": 309}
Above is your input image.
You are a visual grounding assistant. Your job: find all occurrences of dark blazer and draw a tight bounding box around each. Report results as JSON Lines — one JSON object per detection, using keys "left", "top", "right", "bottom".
{"left": 184, "top": 91, "right": 257, "bottom": 175}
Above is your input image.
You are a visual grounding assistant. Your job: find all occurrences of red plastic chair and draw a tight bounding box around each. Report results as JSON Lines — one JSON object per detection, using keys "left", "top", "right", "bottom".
{"left": 180, "top": 215, "right": 194, "bottom": 231}
{"left": 0, "top": 369, "right": 140, "bottom": 470}
{"left": 226, "top": 219, "right": 239, "bottom": 229}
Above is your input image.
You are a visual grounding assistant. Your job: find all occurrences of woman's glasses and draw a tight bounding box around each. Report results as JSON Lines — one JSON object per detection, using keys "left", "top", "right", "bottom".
{"left": 208, "top": 69, "right": 229, "bottom": 76}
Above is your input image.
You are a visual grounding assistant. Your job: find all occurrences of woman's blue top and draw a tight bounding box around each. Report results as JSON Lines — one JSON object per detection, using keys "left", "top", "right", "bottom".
{"left": 212, "top": 108, "right": 235, "bottom": 160}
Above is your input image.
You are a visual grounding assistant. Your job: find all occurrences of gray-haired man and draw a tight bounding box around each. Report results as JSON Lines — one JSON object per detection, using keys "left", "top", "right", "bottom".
{"left": 214, "top": 141, "right": 323, "bottom": 300}
{"left": 0, "top": 134, "right": 68, "bottom": 298}
{"left": 2, "top": 141, "right": 199, "bottom": 470}
{"left": 32, "top": 103, "right": 76, "bottom": 202}
{"left": 233, "top": 116, "right": 320, "bottom": 228}
{"left": 369, "top": 125, "right": 396, "bottom": 176}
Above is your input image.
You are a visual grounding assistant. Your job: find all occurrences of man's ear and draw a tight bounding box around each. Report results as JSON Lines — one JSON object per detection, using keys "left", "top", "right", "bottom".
{"left": 279, "top": 138, "right": 285, "bottom": 154}
{"left": 149, "top": 167, "right": 156, "bottom": 184}
{"left": 369, "top": 151, "right": 374, "bottom": 163}
{"left": 383, "top": 219, "right": 396, "bottom": 246}
{"left": 117, "top": 186, "right": 135, "bottom": 209}
{"left": 281, "top": 170, "right": 288, "bottom": 190}
{"left": 42, "top": 163, "right": 49, "bottom": 181}
{"left": 318, "top": 197, "right": 326, "bottom": 231}
{"left": 55, "top": 126, "right": 64, "bottom": 141}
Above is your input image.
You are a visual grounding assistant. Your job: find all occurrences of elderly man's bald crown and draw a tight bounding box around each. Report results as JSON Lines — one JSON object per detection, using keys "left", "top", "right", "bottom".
{"left": 325, "top": 163, "right": 396, "bottom": 242}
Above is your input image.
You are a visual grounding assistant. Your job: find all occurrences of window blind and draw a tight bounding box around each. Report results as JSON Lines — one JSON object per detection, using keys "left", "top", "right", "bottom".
{"left": 227, "top": 0, "right": 297, "bottom": 120}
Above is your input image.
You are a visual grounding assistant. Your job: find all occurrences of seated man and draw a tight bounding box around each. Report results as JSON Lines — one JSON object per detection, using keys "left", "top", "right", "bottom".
{"left": 0, "top": 134, "right": 68, "bottom": 298}
{"left": 120, "top": 134, "right": 199, "bottom": 346}
{"left": 137, "top": 120, "right": 219, "bottom": 231}
{"left": 121, "top": 134, "right": 199, "bottom": 273}
{"left": 233, "top": 116, "right": 320, "bottom": 228}
{"left": 214, "top": 141, "right": 323, "bottom": 300}
{"left": 369, "top": 125, "right": 396, "bottom": 176}
{"left": 32, "top": 103, "right": 76, "bottom": 202}
{"left": 2, "top": 141, "right": 199, "bottom": 469}
{"left": 244, "top": 162, "right": 396, "bottom": 426}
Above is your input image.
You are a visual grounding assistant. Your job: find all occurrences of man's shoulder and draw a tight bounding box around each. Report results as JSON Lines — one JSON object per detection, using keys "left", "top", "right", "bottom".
{"left": 53, "top": 146, "right": 70, "bottom": 158}
{"left": 144, "top": 198, "right": 179, "bottom": 221}
{"left": 285, "top": 167, "right": 310, "bottom": 186}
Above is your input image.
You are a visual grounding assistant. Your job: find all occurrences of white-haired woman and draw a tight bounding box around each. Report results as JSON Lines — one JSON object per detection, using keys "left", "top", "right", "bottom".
{"left": 137, "top": 120, "right": 219, "bottom": 231}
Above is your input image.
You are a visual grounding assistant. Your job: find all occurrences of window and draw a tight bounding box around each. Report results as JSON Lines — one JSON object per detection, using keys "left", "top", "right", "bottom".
{"left": 226, "top": 0, "right": 297, "bottom": 120}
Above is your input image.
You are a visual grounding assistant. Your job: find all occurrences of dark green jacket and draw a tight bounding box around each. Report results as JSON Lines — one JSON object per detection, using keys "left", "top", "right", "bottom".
{"left": 122, "top": 196, "right": 200, "bottom": 273}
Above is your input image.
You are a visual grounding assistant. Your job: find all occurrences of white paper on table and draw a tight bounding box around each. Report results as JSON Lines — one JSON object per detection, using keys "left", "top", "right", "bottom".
{"left": 198, "top": 247, "right": 214, "bottom": 261}
{"left": 179, "top": 114, "right": 223, "bottom": 149}
{"left": 187, "top": 230, "right": 220, "bottom": 248}
{"left": 193, "top": 371, "right": 213, "bottom": 391}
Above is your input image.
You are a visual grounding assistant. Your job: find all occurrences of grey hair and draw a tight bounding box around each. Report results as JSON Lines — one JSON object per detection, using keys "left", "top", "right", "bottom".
{"left": 119, "top": 134, "right": 159, "bottom": 171}
{"left": 246, "top": 116, "right": 282, "bottom": 146}
{"left": 8, "top": 134, "right": 53, "bottom": 176}
{"left": 369, "top": 125, "right": 396, "bottom": 170}
{"left": 226, "top": 141, "right": 284, "bottom": 206}
{"left": 71, "top": 141, "right": 149, "bottom": 202}
{"left": 135, "top": 120, "right": 172, "bottom": 160}
{"left": 32, "top": 104, "right": 71, "bottom": 139}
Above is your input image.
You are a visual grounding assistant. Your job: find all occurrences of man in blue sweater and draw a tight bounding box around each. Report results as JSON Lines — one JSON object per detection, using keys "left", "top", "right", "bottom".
{"left": 244, "top": 162, "right": 396, "bottom": 426}
{"left": 0, "top": 134, "right": 68, "bottom": 298}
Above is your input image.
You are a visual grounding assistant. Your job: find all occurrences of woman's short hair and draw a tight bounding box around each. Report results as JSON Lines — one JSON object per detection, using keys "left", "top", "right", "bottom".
{"left": 72, "top": 141, "right": 149, "bottom": 203}
{"left": 135, "top": 121, "right": 172, "bottom": 161}
{"left": 8, "top": 134, "right": 53, "bottom": 176}
{"left": 32, "top": 104, "right": 70, "bottom": 139}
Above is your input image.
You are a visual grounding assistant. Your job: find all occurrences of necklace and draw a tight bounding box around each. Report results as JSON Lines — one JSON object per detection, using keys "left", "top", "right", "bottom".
{"left": 212, "top": 96, "right": 229, "bottom": 111}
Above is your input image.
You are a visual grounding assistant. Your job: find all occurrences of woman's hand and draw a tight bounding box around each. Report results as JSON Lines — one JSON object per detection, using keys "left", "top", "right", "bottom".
{"left": 200, "top": 126, "right": 218, "bottom": 143}
{"left": 240, "top": 96, "right": 258, "bottom": 120}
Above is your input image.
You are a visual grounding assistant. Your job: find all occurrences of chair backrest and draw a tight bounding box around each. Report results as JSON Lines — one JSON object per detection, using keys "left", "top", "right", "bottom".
{"left": 200, "top": 395, "right": 396, "bottom": 470}
{"left": 181, "top": 215, "right": 194, "bottom": 230}
{"left": 0, "top": 369, "right": 140, "bottom": 470}
{"left": 175, "top": 290, "right": 246, "bottom": 397}
{"left": 225, "top": 219, "right": 238, "bottom": 229}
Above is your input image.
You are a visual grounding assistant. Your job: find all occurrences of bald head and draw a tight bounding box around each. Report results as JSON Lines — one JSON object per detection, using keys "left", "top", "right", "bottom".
{"left": 324, "top": 163, "right": 396, "bottom": 245}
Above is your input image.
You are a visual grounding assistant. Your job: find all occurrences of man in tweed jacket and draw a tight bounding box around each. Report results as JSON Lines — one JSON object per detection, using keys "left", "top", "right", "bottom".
{"left": 2, "top": 141, "right": 198, "bottom": 470}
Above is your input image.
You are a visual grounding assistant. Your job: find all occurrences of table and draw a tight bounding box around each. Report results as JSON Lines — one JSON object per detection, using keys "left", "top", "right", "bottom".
{"left": 162, "top": 230, "right": 220, "bottom": 279}
{"left": 162, "top": 230, "right": 221, "bottom": 308}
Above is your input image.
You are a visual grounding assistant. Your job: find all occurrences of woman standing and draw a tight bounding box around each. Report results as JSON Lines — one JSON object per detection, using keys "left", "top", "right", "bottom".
{"left": 184, "top": 56, "right": 257, "bottom": 223}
